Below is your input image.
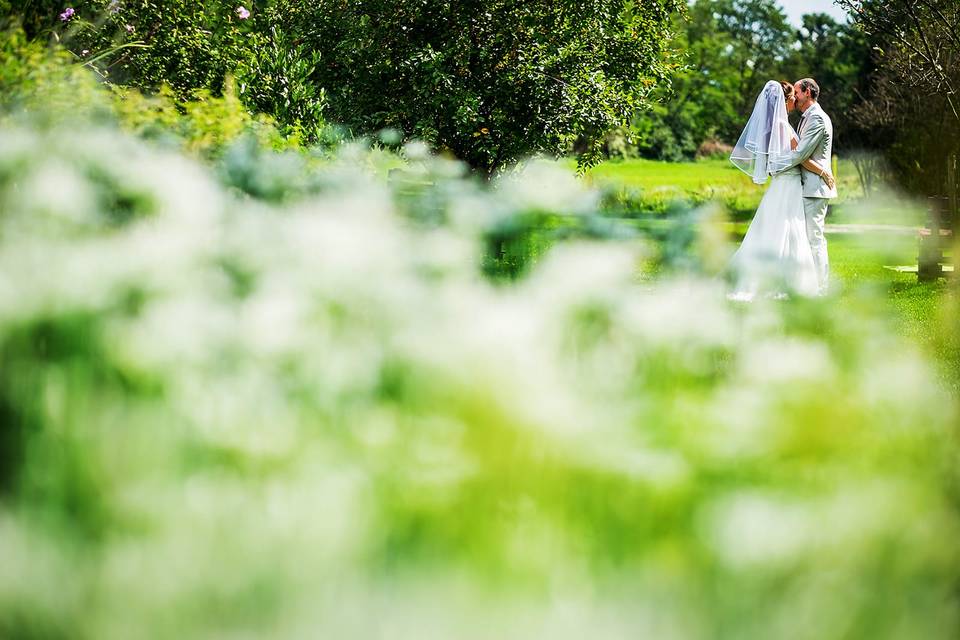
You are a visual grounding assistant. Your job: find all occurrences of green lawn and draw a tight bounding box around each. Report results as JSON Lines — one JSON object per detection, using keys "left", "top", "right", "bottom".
{"left": 584, "top": 157, "right": 757, "bottom": 191}
{"left": 581, "top": 156, "right": 863, "bottom": 197}
{"left": 574, "top": 156, "right": 925, "bottom": 225}
{"left": 573, "top": 157, "right": 958, "bottom": 390}
{"left": 830, "top": 232, "right": 959, "bottom": 390}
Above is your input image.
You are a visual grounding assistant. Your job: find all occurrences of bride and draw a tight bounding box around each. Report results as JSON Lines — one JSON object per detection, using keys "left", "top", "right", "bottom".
{"left": 727, "top": 80, "right": 835, "bottom": 300}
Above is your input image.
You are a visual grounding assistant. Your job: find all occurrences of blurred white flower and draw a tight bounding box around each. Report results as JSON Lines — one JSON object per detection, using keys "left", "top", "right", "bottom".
{"left": 738, "top": 337, "right": 834, "bottom": 384}
{"left": 496, "top": 158, "right": 599, "bottom": 215}
{"left": 703, "top": 492, "right": 814, "bottom": 569}
{"left": 4, "top": 160, "right": 97, "bottom": 232}
{"left": 621, "top": 278, "right": 736, "bottom": 348}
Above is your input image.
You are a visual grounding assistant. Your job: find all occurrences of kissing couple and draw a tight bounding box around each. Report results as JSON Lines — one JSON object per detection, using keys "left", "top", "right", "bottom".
{"left": 728, "top": 78, "right": 837, "bottom": 300}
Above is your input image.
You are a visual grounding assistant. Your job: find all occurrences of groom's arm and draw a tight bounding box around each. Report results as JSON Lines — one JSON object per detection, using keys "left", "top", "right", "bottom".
{"left": 776, "top": 115, "right": 825, "bottom": 172}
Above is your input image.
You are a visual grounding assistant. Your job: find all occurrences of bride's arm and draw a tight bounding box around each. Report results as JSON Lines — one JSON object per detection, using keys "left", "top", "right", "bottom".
{"left": 791, "top": 136, "right": 836, "bottom": 189}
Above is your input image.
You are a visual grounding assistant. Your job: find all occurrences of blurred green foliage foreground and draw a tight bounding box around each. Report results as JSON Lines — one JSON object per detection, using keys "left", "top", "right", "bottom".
{"left": 0, "top": 125, "right": 958, "bottom": 639}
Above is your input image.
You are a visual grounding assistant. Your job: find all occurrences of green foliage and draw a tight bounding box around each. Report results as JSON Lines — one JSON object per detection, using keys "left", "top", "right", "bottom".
{"left": 628, "top": 2, "right": 872, "bottom": 161}
{"left": 696, "top": 0, "right": 795, "bottom": 121}
{"left": 0, "top": 24, "right": 301, "bottom": 161}
{"left": 234, "top": 22, "right": 329, "bottom": 142}
{"left": 8, "top": 1, "right": 687, "bottom": 170}
{"left": 0, "top": 118, "right": 958, "bottom": 639}
{"left": 838, "top": 0, "right": 960, "bottom": 199}
{"left": 110, "top": 79, "right": 294, "bottom": 159}
{"left": 273, "top": 0, "right": 685, "bottom": 174}
{"left": 631, "top": 101, "right": 700, "bottom": 161}
{"left": 0, "top": 25, "right": 111, "bottom": 124}
{"left": 625, "top": 0, "right": 793, "bottom": 160}
{"left": 781, "top": 12, "right": 875, "bottom": 151}
{"left": 5, "top": 0, "right": 69, "bottom": 39}
{"left": 6, "top": 1, "right": 334, "bottom": 143}
{"left": 59, "top": 0, "right": 258, "bottom": 96}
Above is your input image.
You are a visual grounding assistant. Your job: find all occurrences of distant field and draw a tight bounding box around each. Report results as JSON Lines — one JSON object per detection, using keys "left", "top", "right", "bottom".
{"left": 581, "top": 156, "right": 863, "bottom": 198}
{"left": 585, "top": 157, "right": 758, "bottom": 191}
{"left": 570, "top": 156, "right": 925, "bottom": 226}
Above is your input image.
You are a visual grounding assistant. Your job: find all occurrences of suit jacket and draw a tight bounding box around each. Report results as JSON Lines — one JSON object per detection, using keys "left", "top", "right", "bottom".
{"left": 781, "top": 103, "right": 838, "bottom": 199}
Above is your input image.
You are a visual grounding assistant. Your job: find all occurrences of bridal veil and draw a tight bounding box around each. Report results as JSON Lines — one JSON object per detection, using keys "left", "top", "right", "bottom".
{"left": 730, "top": 80, "right": 794, "bottom": 184}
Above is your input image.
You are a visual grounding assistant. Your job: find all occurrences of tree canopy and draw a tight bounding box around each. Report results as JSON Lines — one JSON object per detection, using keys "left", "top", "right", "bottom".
{"left": 9, "top": 0, "right": 685, "bottom": 175}
{"left": 271, "top": 0, "right": 684, "bottom": 174}
{"left": 837, "top": 0, "right": 960, "bottom": 197}
{"left": 625, "top": 0, "right": 872, "bottom": 161}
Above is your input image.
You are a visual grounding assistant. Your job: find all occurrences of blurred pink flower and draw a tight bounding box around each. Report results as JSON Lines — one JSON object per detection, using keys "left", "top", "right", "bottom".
{"left": 235, "top": 6, "right": 250, "bottom": 19}
{"left": 59, "top": 7, "right": 75, "bottom": 21}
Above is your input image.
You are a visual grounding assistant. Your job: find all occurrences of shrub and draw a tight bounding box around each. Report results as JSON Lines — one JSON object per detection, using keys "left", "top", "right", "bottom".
{"left": 631, "top": 103, "right": 698, "bottom": 162}
{"left": 234, "top": 21, "right": 329, "bottom": 142}
{"left": 6, "top": 1, "right": 327, "bottom": 140}
{"left": 603, "top": 126, "right": 640, "bottom": 161}
{"left": 0, "top": 25, "right": 299, "bottom": 160}
{"left": 57, "top": 0, "right": 260, "bottom": 97}
{"left": 695, "top": 137, "right": 734, "bottom": 160}
{"left": 0, "top": 25, "right": 111, "bottom": 124}
{"left": 110, "top": 79, "right": 294, "bottom": 158}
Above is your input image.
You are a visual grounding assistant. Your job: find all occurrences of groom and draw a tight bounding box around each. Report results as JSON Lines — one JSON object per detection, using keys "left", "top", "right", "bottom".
{"left": 778, "top": 78, "right": 837, "bottom": 292}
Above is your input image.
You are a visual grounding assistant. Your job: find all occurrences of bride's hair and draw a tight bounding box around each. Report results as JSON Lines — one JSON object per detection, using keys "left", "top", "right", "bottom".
{"left": 779, "top": 81, "right": 794, "bottom": 100}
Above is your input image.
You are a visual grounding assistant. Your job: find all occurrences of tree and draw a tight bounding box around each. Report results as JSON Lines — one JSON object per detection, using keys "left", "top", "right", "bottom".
{"left": 276, "top": 0, "right": 684, "bottom": 175}
{"left": 625, "top": 2, "right": 878, "bottom": 163}
{"left": 702, "top": 0, "right": 795, "bottom": 119}
{"left": 782, "top": 13, "right": 874, "bottom": 151}
{"left": 836, "top": 0, "right": 960, "bottom": 197}
{"left": 8, "top": 1, "right": 258, "bottom": 97}
{"left": 838, "top": 0, "right": 959, "bottom": 120}
{"left": 628, "top": 0, "right": 796, "bottom": 160}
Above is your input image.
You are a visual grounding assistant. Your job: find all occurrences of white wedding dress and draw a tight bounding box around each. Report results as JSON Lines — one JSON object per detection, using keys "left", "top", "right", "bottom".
{"left": 728, "top": 165, "right": 819, "bottom": 300}
{"left": 728, "top": 82, "right": 819, "bottom": 301}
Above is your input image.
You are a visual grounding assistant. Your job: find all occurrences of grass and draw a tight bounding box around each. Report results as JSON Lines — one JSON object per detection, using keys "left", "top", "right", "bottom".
{"left": 584, "top": 157, "right": 757, "bottom": 191}
{"left": 828, "top": 232, "right": 958, "bottom": 389}
{"left": 575, "top": 157, "right": 959, "bottom": 390}
{"left": 579, "top": 157, "right": 765, "bottom": 219}
{"left": 581, "top": 156, "right": 864, "bottom": 198}
{"left": 573, "top": 156, "right": 925, "bottom": 225}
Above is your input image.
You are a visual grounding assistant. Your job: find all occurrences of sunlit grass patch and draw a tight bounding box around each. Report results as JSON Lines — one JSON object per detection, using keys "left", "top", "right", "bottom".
{"left": 568, "top": 157, "right": 869, "bottom": 221}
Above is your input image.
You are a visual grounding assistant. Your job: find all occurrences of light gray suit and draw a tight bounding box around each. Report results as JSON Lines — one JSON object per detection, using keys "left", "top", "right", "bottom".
{"left": 778, "top": 102, "right": 836, "bottom": 291}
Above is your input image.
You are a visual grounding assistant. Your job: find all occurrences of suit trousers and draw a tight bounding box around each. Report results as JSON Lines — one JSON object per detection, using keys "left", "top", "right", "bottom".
{"left": 803, "top": 197, "right": 830, "bottom": 291}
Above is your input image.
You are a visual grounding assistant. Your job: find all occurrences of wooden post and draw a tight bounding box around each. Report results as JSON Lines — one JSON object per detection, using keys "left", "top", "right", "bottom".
{"left": 918, "top": 154, "right": 958, "bottom": 282}
{"left": 948, "top": 153, "right": 958, "bottom": 279}
{"left": 919, "top": 196, "right": 945, "bottom": 282}
{"left": 949, "top": 154, "right": 958, "bottom": 220}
